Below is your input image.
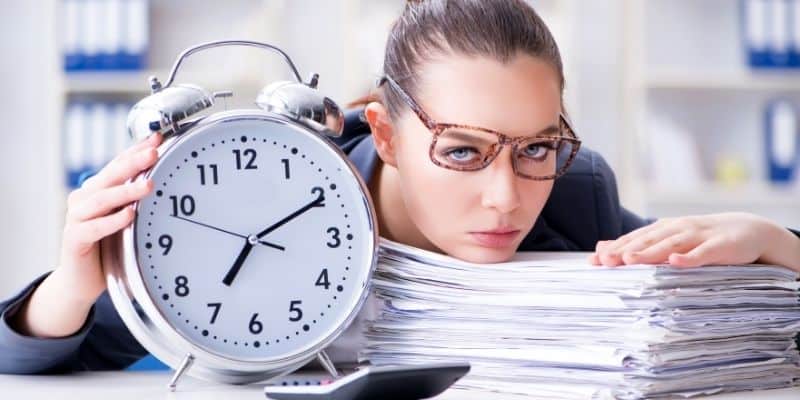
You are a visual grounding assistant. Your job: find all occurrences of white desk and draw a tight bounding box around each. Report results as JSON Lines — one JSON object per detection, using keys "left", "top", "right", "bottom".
{"left": 0, "top": 371, "right": 798, "bottom": 399}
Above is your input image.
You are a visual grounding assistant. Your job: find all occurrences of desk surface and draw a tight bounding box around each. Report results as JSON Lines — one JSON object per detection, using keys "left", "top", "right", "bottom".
{"left": 0, "top": 371, "right": 798, "bottom": 400}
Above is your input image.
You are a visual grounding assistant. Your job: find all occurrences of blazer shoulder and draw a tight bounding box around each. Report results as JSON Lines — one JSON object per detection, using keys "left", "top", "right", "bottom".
{"left": 537, "top": 147, "right": 628, "bottom": 249}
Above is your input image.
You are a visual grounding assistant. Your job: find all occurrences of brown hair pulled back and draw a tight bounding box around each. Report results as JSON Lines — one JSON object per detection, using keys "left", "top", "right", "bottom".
{"left": 351, "top": 0, "right": 565, "bottom": 122}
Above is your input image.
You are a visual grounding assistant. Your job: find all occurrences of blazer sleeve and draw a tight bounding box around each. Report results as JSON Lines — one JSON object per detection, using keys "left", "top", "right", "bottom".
{"left": 0, "top": 272, "right": 148, "bottom": 374}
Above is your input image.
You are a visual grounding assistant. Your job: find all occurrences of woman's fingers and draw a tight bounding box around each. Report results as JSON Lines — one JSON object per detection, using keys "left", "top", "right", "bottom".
{"left": 597, "top": 219, "right": 667, "bottom": 252}
{"left": 63, "top": 205, "right": 137, "bottom": 256}
{"left": 80, "top": 133, "right": 162, "bottom": 192}
{"left": 614, "top": 225, "right": 685, "bottom": 261}
{"left": 128, "top": 131, "right": 163, "bottom": 153}
{"left": 668, "top": 237, "right": 726, "bottom": 268}
{"left": 594, "top": 227, "right": 673, "bottom": 266}
{"left": 69, "top": 179, "right": 153, "bottom": 223}
{"left": 594, "top": 222, "right": 671, "bottom": 266}
{"left": 619, "top": 231, "right": 698, "bottom": 265}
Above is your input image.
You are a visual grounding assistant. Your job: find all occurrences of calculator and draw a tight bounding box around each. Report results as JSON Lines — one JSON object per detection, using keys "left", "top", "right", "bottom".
{"left": 264, "top": 362, "right": 471, "bottom": 400}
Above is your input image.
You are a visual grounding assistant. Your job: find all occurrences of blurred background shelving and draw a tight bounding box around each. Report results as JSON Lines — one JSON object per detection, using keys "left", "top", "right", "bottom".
{"left": 621, "top": 0, "right": 800, "bottom": 227}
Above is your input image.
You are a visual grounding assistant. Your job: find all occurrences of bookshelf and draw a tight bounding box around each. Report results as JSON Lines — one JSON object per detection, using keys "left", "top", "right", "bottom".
{"left": 621, "top": 0, "right": 800, "bottom": 227}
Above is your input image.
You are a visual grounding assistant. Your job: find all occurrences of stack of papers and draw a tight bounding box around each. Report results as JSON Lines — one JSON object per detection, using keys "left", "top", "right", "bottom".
{"left": 359, "top": 239, "right": 800, "bottom": 399}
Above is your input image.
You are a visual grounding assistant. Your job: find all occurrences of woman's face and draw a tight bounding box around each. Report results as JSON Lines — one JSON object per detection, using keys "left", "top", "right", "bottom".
{"left": 391, "top": 53, "right": 563, "bottom": 263}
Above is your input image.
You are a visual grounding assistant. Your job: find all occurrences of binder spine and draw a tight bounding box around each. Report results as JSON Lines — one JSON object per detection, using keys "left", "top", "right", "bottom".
{"left": 790, "top": 0, "right": 800, "bottom": 66}
{"left": 764, "top": 99, "right": 799, "bottom": 183}
{"left": 122, "top": 0, "right": 149, "bottom": 70}
{"left": 742, "top": 0, "right": 770, "bottom": 67}
{"left": 768, "top": 0, "right": 792, "bottom": 67}
{"left": 63, "top": 0, "right": 82, "bottom": 71}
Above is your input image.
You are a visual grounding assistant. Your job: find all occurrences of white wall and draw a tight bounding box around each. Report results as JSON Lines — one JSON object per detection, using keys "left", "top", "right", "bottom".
{"left": 0, "top": 0, "right": 63, "bottom": 297}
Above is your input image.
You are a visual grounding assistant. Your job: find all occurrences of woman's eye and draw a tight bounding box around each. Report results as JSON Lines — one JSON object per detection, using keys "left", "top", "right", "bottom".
{"left": 522, "top": 144, "right": 546, "bottom": 159}
{"left": 520, "top": 140, "right": 557, "bottom": 160}
{"left": 444, "top": 147, "right": 480, "bottom": 163}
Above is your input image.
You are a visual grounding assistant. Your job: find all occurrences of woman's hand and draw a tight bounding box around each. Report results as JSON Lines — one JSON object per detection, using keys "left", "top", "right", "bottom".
{"left": 58, "top": 132, "right": 163, "bottom": 303}
{"left": 9, "top": 133, "right": 162, "bottom": 338}
{"left": 589, "top": 212, "right": 800, "bottom": 272}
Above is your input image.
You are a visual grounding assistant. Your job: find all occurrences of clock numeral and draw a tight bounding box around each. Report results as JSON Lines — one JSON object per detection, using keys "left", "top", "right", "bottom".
{"left": 158, "top": 234, "right": 172, "bottom": 255}
{"left": 169, "top": 195, "right": 195, "bottom": 216}
{"left": 326, "top": 227, "right": 341, "bottom": 248}
{"left": 311, "top": 186, "right": 325, "bottom": 207}
{"left": 197, "top": 164, "right": 219, "bottom": 185}
{"left": 315, "top": 268, "right": 331, "bottom": 290}
{"left": 289, "top": 300, "right": 303, "bottom": 322}
{"left": 207, "top": 302, "right": 221, "bottom": 324}
{"left": 174, "top": 275, "right": 190, "bottom": 297}
{"left": 233, "top": 149, "right": 258, "bottom": 170}
{"left": 249, "top": 313, "right": 263, "bottom": 334}
{"left": 281, "top": 158, "right": 290, "bottom": 179}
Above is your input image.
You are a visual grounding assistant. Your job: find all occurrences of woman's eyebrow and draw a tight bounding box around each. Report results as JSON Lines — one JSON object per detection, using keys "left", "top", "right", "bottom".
{"left": 531, "top": 125, "right": 559, "bottom": 137}
{"left": 444, "top": 130, "right": 495, "bottom": 145}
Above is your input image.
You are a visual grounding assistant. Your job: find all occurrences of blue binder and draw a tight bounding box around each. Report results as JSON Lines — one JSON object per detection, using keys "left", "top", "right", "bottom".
{"left": 764, "top": 99, "right": 799, "bottom": 183}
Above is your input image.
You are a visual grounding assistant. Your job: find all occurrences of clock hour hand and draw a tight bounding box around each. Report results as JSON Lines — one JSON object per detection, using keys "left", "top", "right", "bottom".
{"left": 172, "top": 214, "right": 285, "bottom": 251}
{"left": 222, "top": 241, "right": 254, "bottom": 286}
{"left": 255, "top": 188, "right": 325, "bottom": 240}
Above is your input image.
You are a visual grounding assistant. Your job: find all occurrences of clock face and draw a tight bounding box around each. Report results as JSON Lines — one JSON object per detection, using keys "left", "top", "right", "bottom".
{"left": 133, "top": 115, "right": 375, "bottom": 361}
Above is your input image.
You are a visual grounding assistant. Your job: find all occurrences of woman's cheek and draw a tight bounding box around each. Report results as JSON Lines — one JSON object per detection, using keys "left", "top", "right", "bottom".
{"left": 401, "top": 160, "right": 472, "bottom": 247}
{"left": 407, "top": 163, "right": 465, "bottom": 224}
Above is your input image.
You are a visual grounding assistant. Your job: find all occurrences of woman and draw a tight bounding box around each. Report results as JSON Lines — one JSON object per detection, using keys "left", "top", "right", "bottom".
{"left": 1, "top": 0, "right": 798, "bottom": 373}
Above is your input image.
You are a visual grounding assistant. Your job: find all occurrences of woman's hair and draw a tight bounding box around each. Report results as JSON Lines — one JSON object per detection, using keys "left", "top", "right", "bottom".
{"left": 350, "top": 0, "right": 565, "bottom": 121}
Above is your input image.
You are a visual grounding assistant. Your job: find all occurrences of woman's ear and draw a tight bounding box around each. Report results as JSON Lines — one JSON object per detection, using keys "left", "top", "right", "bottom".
{"left": 364, "top": 102, "right": 399, "bottom": 168}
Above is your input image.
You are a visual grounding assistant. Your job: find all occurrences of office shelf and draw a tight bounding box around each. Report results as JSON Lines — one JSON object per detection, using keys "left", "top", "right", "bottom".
{"left": 621, "top": 0, "right": 800, "bottom": 225}
{"left": 642, "top": 69, "right": 800, "bottom": 91}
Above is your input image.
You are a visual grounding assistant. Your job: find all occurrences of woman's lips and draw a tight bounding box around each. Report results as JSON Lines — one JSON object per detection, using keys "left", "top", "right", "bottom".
{"left": 469, "top": 229, "right": 520, "bottom": 248}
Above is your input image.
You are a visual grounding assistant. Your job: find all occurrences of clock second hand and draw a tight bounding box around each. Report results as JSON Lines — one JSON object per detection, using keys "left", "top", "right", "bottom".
{"left": 171, "top": 214, "right": 285, "bottom": 251}
{"left": 221, "top": 189, "right": 325, "bottom": 286}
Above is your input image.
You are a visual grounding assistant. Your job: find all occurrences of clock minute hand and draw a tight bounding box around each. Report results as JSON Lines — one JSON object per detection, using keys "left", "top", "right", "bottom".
{"left": 255, "top": 191, "right": 325, "bottom": 239}
{"left": 172, "top": 214, "right": 285, "bottom": 251}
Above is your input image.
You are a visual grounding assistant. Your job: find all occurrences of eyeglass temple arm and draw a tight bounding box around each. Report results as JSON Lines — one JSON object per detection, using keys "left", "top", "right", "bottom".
{"left": 377, "top": 75, "right": 438, "bottom": 129}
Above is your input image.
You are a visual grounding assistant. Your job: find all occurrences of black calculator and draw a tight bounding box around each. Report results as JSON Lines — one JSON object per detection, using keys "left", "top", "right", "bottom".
{"left": 264, "top": 362, "right": 471, "bottom": 400}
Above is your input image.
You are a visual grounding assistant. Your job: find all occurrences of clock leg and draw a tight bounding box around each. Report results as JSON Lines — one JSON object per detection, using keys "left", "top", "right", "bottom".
{"left": 316, "top": 350, "right": 340, "bottom": 379}
{"left": 167, "top": 353, "right": 195, "bottom": 392}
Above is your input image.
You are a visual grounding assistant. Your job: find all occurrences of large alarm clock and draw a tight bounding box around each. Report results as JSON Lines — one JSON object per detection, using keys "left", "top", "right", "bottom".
{"left": 100, "top": 40, "right": 378, "bottom": 389}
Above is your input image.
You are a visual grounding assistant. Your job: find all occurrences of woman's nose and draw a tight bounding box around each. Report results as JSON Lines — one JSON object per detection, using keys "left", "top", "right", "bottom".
{"left": 480, "top": 148, "right": 521, "bottom": 214}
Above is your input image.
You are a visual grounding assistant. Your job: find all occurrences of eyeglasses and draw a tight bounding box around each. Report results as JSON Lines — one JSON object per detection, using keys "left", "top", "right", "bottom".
{"left": 377, "top": 75, "right": 582, "bottom": 180}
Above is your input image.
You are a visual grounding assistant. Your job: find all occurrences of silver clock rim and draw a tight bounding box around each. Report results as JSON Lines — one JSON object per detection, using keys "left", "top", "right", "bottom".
{"left": 101, "top": 109, "right": 380, "bottom": 384}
